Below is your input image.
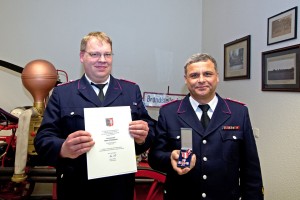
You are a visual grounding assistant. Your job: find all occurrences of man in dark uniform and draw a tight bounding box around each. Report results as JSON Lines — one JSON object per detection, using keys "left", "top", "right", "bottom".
{"left": 148, "top": 53, "right": 264, "bottom": 200}
{"left": 34, "top": 31, "right": 155, "bottom": 200}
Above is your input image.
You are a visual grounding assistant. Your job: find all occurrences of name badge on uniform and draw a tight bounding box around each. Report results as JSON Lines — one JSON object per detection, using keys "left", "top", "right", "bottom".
{"left": 177, "top": 128, "right": 193, "bottom": 168}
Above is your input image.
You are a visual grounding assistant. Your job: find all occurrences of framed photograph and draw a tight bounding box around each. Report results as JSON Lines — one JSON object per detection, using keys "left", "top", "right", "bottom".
{"left": 224, "top": 35, "right": 250, "bottom": 81}
{"left": 267, "top": 6, "right": 297, "bottom": 45}
{"left": 262, "top": 44, "right": 300, "bottom": 92}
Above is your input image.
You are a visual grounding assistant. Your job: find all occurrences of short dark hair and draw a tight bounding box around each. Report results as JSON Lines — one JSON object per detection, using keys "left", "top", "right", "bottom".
{"left": 184, "top": 53, "right": 217, "bottom": 75}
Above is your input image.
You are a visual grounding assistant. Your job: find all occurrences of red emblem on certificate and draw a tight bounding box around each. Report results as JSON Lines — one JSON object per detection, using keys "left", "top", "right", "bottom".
{"left": 106, "top": 118, "right": 114, "bottom": 126}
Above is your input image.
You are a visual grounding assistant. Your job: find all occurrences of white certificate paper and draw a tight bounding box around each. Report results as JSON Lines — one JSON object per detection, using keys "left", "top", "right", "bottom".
{"left": 84, "top": 106, "right": 137, "bottom": 180}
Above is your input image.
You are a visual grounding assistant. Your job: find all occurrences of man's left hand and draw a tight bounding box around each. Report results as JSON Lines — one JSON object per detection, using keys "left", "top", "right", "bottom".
{"left": 129, "top": 120, "right": 149, "bottom": 144}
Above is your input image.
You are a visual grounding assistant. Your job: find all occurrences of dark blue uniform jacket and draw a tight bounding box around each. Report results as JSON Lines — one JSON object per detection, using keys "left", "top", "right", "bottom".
{"left": 148, "top": 93, "right": 264, "bottom": 200}
{"left": 34, "top": 75, "right": 155, "bottom": 200}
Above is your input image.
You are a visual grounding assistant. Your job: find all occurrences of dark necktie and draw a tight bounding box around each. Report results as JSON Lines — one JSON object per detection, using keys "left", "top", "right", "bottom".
{"left": 199, "top": 104, "right": 210, "bottom": 129}
{"left": 91, "top": 83, "right": 107, "bottom": 102}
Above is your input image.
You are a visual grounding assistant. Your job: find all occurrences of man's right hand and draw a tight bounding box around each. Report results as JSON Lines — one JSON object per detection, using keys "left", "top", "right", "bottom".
{"left": 170, "top": 149, "right": 196, "bottom": 175}
{"left": 60, "top": 130, "right": 95, "bottom": 159}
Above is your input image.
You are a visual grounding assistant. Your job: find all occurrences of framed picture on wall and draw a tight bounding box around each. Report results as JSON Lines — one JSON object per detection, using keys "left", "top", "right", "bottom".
{"left": 267, "top": 6, "right": 298, "bottom": 45}
{"left": 224, "top": 35, "right": 250, "bottom": 81}
{"left": 262, "top": 44, "right": 300, "bottom": 92}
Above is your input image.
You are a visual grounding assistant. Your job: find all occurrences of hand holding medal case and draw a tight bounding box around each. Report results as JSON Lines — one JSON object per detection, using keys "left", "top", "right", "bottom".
{"left": 177, "top": 128, "right": 193, "bottom": 168}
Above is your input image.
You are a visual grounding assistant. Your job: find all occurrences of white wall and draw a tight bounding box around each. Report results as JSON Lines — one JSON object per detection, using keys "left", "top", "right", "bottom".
{"left": 202, "top": 0, "right": 300, "bottom": 200}
{"left": 0, "top": 0, "right": 202, "bottom": 113}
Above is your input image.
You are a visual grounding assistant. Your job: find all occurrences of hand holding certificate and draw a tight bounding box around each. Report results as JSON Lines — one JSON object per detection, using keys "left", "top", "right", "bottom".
{"left": 84, "top": 106, "right": 137, "bottom": 180}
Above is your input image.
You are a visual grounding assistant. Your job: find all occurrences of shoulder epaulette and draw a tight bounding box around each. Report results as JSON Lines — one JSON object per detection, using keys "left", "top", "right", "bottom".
{"left": 120, "top": 79, "right": 136, "bottom": 84}
{"left": 57, "top": 80, "right": 74, "bottom": 86}
{"left": 161, "top": 99, "right": 178, "bottom": 107}
{"left": 224, "top": 98, "right": 246, "bottom": 105}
